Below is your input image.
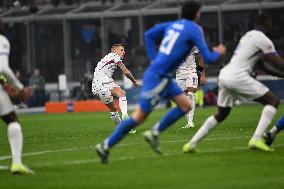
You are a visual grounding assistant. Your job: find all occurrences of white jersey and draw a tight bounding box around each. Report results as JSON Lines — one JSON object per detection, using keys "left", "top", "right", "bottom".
{"left": 176, "top": 46, "right": 199, "bottom": 75}
{"left": 0, "top": 34, "right": 23, "bottom": 90}
{"left": 222, "top": 30, "right": 276, "bottom": 76}
{"left": 94, "top": 53, "right": 122, "bottom": 79}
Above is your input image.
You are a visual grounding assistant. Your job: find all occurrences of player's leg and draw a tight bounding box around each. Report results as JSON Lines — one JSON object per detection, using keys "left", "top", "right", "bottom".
{"left": 0, "top": 88, "right": 33, "bottom": 174}
{"left": 92, "top": 80, "right": 121, "bottom": 125}
{"left": 104, "top": 101, "right": 121, "bottom": 125}
{"left": 111, "top": 87, "right": 128, "bottom": 119}
{"left": 183, "top": 85, "right": 232, "bottom": 153}
{"left": 183, "top": 87, "right": 197, "bottom": 129}
{"left": 144, "top": 81, "right": 191, "bottom": 154}
{"left": 1, "top": 112, "right": 34, "bottom": 174}
{"left": 176, "top": 72, "right": 197, "bottom": 129}
{"left": 251, "top": 91, "right": 279, "bottom": 148}
{"left": 96, "top": 105, "right": 148, "bottom": 163}
{"left": 111, "top": 86, "right": 136, "bottom": 133}
{"left": 264, "top": 115, "right": 284, "bottom": 146}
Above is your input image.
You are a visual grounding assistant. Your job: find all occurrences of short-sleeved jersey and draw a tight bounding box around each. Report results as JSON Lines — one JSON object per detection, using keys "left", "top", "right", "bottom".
{"left": 176, "top": 46, "right": 199, "bottom": 74}
{"left": 225, "top": 30, "right": 276, "bottom": 74}
{"left": 144, "top": 19, "right": 219, "bottom": 77}
{"left": 0, "top": 34, "right": 10, "bottom": 56}
{"left": 94, "top": 53, "right": 122, "bottom": 78}
{"left": 0, "top": 34, "right": 23, "bottom": 90}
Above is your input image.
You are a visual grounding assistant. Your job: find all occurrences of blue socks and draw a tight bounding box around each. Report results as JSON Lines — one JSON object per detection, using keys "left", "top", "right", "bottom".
{"left": 276, "top": 115, "right": 284, "bottom": 132}
{"left": 105, "top": 117, "right": 137, "bottom": 149}
{"left": 153, "top": 107, "right": 187, "bottom": 134}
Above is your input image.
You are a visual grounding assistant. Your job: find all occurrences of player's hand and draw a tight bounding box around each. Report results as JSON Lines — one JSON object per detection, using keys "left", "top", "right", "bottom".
{"left": 3, "top": 84, "right": 19, "bottom": 97}
{"left": 18, "top": 87, "right": 34, "bottom": 102}
{"left": 213, "top": 43, "right": 226, "bottom": 55}
{"left": 199, "top": 76, "right": 207, "bottom": 86}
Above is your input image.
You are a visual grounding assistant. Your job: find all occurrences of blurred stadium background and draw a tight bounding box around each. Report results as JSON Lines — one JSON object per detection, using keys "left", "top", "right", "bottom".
{"left": 0, "top": 0, "right": 284, "bottom": 109}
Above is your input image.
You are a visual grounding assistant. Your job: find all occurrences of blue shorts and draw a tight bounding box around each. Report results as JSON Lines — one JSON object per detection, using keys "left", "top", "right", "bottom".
{"left": 138, "top": 69, "right": 183, "bottom": 113}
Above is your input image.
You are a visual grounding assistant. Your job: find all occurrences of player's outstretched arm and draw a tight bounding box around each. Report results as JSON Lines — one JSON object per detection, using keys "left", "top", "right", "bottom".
{"left": 118, "top": 63, "right": 139, "bottom": 87}
{"left": 192, "top": 26, "right": 226, "bottom": 63}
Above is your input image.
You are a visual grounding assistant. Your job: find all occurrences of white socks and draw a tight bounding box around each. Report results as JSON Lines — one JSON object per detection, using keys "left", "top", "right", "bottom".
{"left": 252, "top": 105, "right": 277, "bottom": 140}
{"left": 186, "top": 92, "right": 195, "bottom": 124}
{"left": 119, "top": 97, "right": 128, "bottom": 117}
{"left": 8, "top": 122, "right": 23, "bottom": 164}
{"left": 110, "top": 111, "right": 121, "bottom": 125}
{"left": 189, "top": 115, "right": 218, "bottom": 146}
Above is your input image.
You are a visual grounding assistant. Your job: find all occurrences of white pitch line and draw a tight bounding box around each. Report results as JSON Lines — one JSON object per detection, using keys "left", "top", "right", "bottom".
{"left": 32, "top": 144, "right": 284, "bottom": 168}
{"left": 0, "top": 136, "right": 251, "bottom": 161}
{"left": 0, "top": 134, "right": 282, "bottom": 162}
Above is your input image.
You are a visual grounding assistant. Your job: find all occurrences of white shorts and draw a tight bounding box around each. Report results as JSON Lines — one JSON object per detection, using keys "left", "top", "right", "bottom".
{"left": 176, "top": 70, "right": 198, "bottom": 91}
{"left": 92, "top": 73, "right": 120, "bottom": 104}
{"left": 217, "top": 71, "right": 269, "bottom": 107}
{"left": 0, "top": 86, "right": 14, "bottom": 116}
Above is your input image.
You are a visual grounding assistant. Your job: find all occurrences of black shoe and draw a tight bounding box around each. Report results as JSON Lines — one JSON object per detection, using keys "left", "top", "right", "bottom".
{"left": 263, "top": 132, "right": 274, "bottom": 146}
{"left": 143, "top": 130, "right": 162, "bottom": 155}
{"left": 95, "top": 144, "right": 109, "bottom": 164}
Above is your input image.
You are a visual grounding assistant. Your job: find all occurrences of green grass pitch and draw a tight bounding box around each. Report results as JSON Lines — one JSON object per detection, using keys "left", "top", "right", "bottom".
{"left": 0, "top": 104, "right": 284, "bottom": 189}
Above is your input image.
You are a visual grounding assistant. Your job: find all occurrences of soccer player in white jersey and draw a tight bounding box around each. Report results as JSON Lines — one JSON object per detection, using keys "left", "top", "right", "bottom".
{"left": 176, "top": 47, "right": 206, "bottom": 128}
{"left": 0, "top": 20, "right": 33, "bottom": 174}
{"left": 183, "top": 13, "right": 284, "bottom": 152}
{"left": 92, "top": 44, "right": 139, "bottom": 132}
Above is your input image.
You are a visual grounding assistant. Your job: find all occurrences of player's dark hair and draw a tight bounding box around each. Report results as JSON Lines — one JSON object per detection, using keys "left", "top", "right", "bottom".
{"left": 111, "top": 44, "right": 124, "bottom": 51}
{"left": 255, "top": 13, "right": 271, "bottom": 27}
{"left": 0, "top": 19, "right": 4, "bottom": 35}
{"left": 181, "top": 1, "right": 201, "bottom": 20}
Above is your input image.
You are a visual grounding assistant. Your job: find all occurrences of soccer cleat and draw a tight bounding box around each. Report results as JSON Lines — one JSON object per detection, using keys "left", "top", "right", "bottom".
{"left": 182, "top": 122, "right": 195, "bottom": 129}
{"left": 129, "top": 129, "right": 137, "bottom": 134}
{"left": 183, "top": 143, "right": 198, "bottom": 153}
{"left": 95, "top": 144, "right": 109, "bottom": 164}
{"left": 263, "top": 132, "right": 275, "bottom": 146}
{"left": 11, "top": 163, "right": 34, "bottom": 175}
{"left": 248, "top": 138, "right": 274, "bottom": 152}
{"left": 143, "top": 130, "right": 162, "bottom": 155}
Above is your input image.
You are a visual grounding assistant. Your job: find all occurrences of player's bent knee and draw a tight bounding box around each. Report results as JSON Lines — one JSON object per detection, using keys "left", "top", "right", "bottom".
{"left": 117, "top": 89, "right": 126, "bottom": 97}
{"left": 132, "top": 107, "right": 148, "bottom": 124}
{"left": 271, "top": 97, "right": 280, "bottom": 108}
{"left": 1, "top": 112, "right": 18, "bottom": 125}
{"left": 214, "top": 107, "right": 231, "bottom": 122}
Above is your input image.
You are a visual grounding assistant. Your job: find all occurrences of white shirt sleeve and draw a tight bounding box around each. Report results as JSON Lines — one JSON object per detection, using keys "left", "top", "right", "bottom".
{"left": 0, "top": 36, "right": 10, "bottom": 55}
{"left": 0, "top": 36, "right": 24, "bottom": 90}
{"left": 256, "top": 33, "right": 276, "bottom": 54}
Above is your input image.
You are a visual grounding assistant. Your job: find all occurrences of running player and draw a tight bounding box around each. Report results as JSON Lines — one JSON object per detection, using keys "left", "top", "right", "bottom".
{"left": 0, "top": 19, "right": 34, "bottom": 174}
{"left": 176, "top": 47, "right": 206, "bottom": 128}
{"left": 92, "top": 44, "right": 139, "bottom": 133}
{"left": 183, "top": 13, "right": 284, "bottom": 153}
{"left": 95, "top": 1, "right": 226, "bottom": 163}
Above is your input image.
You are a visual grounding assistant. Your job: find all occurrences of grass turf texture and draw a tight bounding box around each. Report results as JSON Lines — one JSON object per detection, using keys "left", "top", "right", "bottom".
{"left": 0, "top": 104, "right": 284, "bottom": 189}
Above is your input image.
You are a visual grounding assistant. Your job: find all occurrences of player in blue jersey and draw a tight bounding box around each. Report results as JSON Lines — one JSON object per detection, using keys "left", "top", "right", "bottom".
{"left": 95, "top": 1, "right": 226, "bottom": 163}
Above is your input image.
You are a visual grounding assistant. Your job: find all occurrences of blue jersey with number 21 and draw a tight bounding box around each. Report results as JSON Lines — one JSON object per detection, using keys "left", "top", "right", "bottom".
{"left": 139, "top": 19, "right": 220, "bottom": 113}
